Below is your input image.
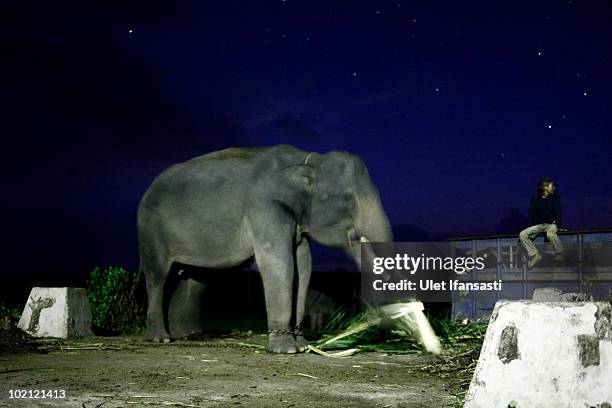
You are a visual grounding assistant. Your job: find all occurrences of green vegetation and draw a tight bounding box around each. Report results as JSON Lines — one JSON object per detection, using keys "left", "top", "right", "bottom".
{"left": 86, "top": 266, "right": 145, "bottom": 335}
{"left": 312, "top": 306, "right": 488, "bottom": 408}
{"left": 0, "top": 302, "right": 23, "bottom": 324}
{"left": 314, "top": 306, "right": 486, "bottom": 354}
{"left": 314, "top": 306, "right": 419, "bottom": 353}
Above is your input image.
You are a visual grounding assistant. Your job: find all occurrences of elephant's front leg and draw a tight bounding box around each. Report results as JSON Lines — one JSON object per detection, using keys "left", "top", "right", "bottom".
{"left": 294, "top": 237, "right": 311, "bottom": 352}
{"left": 255, "top": 235, "right": 299, "bottom": 354}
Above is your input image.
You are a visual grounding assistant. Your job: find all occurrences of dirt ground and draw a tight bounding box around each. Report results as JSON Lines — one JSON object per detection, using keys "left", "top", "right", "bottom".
{"left": 0, "top": 333, "right": 462, "bottom": 408}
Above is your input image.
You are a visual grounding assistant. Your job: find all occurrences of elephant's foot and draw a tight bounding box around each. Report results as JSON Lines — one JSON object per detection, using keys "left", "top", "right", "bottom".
{"left": 294, "top": 327, "right": 309, "bottom": 352}
{"left": 144, "top": 327, "right": 172, "bottom": 343}
{"left": 266, "top": 330, "right": 299, "bottom": 354}
{"left": 295, "top": 335, "right": 309, "bottom": 352}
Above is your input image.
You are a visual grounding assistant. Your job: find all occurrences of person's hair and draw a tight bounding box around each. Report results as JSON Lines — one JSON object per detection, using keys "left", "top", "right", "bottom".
{"left": 537, "top": 176, "right": 556, "bottom": 193}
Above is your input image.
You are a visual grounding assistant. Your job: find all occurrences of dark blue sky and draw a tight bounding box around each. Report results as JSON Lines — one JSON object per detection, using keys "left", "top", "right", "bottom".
{"left": 2, "top": 1, "right": 611, "bottom": 280}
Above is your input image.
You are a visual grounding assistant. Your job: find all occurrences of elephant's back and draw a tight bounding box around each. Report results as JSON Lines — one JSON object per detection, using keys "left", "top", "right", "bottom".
{"left": 168, "top": 147, "right": 265, "bottom": 176}
{"left": 139, "top": 149, "right": 257, "bottom": 213}
{"left": 199, "top": 147, "right": 264, "bottom": 161}
{"left": 138, "top": 144, "right": 307, "bottom": 217}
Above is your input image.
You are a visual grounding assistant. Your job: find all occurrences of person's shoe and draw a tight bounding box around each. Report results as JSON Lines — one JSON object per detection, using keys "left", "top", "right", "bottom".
{"left": 528, "top": 253, "right": 542, "bottom": 269}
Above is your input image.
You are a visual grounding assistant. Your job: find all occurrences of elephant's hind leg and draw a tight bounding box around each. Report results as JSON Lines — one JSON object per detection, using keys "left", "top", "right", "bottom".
{"left": 143, "top": 256, "right": 173, "bottom": 343}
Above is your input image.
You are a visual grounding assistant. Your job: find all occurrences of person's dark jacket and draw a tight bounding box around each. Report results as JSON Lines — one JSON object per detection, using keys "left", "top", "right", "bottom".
{"left": 527, "top": 193, "right": 562, "bottom": 227}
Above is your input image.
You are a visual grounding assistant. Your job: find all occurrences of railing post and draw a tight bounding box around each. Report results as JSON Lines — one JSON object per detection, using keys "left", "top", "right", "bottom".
{"left": 496, "top": 238, "right": 501, "bottom": 302}
{"left": 450, "top": 241, "right": 456, "bottom": 320}
{"left": 522, "top": 240, "right": 528, "bottom": 299}
{"left": 578, "top": 233, "right": 584, "bottom": 288}
{"left": 472, "top": 239, "right": 477, "bottom": 319}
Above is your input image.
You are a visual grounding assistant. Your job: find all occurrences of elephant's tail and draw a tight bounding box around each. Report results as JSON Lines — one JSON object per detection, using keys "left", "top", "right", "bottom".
{"left": 135, "top": 261, "right": 147, "bottom": 305}
{"left": 136, "top": 261, "right": 145, "bottom": 286}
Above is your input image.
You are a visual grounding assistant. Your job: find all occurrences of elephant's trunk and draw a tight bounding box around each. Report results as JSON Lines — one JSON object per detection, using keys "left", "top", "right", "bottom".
{"left": 347, "top": 190, "right": 393, "bottom": 270}
{"left": 354, "top": 188, "right": 393, "bottom": 243}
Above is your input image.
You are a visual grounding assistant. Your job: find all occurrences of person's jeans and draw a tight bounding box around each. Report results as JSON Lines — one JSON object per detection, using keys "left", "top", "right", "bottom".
{"left": 519, "top": 223, "right": 563, "bottom": 258}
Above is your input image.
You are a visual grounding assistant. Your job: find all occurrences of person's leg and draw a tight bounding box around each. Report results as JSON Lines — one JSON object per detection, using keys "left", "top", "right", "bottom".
{"left": 545, "top": 223, "right": 563, "bottom": 255}
{"left": 520, "top": 224, "right": 548, "bottom": 268}
{"left": 519, "top": 224, "right": 546, "bottom": 257}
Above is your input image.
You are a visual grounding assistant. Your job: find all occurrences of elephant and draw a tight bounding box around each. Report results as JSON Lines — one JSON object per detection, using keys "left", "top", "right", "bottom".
{"left": 137, "top": 144, "right": 393, "bottom": 353}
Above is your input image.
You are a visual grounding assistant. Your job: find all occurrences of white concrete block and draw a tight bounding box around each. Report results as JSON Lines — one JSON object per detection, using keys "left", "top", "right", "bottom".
{"left": 17, "top": 287, "right": 93, "bottom": 338}
{"left": 465, "top": 300, "right": 612, "bottom": 408}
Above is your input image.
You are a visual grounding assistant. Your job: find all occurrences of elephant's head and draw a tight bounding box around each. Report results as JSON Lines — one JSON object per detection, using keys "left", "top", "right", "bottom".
{"left": 297, "top": 151, "right": 393, "bottom": 269}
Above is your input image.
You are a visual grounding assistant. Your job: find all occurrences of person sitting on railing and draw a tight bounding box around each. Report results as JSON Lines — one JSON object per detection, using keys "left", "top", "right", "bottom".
{"left": 519, "top": 176, "right": 568, "bottom": 268}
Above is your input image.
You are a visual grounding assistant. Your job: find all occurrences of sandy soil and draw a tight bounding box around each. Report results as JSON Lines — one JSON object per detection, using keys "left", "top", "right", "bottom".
{"left": 0, "top": 333, "right": 460, "bottom": 408}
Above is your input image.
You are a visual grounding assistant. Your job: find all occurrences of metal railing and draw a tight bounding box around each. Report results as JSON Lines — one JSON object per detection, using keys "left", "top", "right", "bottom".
{"left": 447, "top": 228, "right": 612, "bottom": 320}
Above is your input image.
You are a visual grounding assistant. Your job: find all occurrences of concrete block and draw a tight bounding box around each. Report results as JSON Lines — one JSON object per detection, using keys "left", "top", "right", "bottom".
{"left": 18, "top": 287, "right": 93, "bottom": 338}
{"left": 465, "top": 300, "right": 612, "bottom": 408}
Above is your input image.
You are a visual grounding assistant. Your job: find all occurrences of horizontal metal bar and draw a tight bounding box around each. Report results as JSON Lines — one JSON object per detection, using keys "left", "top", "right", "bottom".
{"left": 448, "top": 228, "right": 612, "bottom": 242}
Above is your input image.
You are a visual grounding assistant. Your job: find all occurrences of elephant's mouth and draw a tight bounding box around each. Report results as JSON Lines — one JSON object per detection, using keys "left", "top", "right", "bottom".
{"left": 346, "top": 228, "right": 362, "bottom": 252}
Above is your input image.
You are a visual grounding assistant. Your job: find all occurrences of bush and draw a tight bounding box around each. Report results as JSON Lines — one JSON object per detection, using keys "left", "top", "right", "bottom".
{"left": 0, "top": 303, "right": 23, "bottom": 323}
{"left": 0, "top": 302, "right": 23, "bottom": 332}
{"left": 86, "top": 266, "right": 145, "bottom": 335}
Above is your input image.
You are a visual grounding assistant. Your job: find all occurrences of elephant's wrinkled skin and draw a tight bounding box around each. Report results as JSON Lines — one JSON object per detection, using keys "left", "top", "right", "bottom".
{"left": 137, "top": 144, "right": 393, "bottom": 353}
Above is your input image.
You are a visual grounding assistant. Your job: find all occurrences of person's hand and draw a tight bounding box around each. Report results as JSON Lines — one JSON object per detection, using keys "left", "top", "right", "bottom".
{"left": 558, "top": 227, "right": 568, "bottom": 232}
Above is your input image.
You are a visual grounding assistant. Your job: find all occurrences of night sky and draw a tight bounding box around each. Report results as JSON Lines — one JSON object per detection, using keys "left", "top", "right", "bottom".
{"left": 2, "top": 1, "right": 611, "bottom": 289}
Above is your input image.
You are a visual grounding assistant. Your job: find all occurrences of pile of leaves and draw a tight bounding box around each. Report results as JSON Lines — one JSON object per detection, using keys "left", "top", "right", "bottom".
{"left": 0, "top": 326, "right": 38, "bottom": 354}
{"left": 423, "top": 317, "right": 488, "bottom": 405}
{"left": 86, "top": 266, "right": 146, "bottom": 335}
{"left": 0, "top": 303, "right": 38, "bottom": 354}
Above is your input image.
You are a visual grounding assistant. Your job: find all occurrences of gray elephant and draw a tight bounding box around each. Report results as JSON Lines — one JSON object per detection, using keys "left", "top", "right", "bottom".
{"left": 137, "top": 144, "right": 392, "bottom": 353}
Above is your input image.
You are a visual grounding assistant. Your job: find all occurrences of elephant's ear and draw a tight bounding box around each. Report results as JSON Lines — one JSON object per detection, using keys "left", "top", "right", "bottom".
{"left": 280, "top": 164, "right": 316, "bottom": 189}
{"left": 274, "top": 164, "right": 316, "bottom": 217}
